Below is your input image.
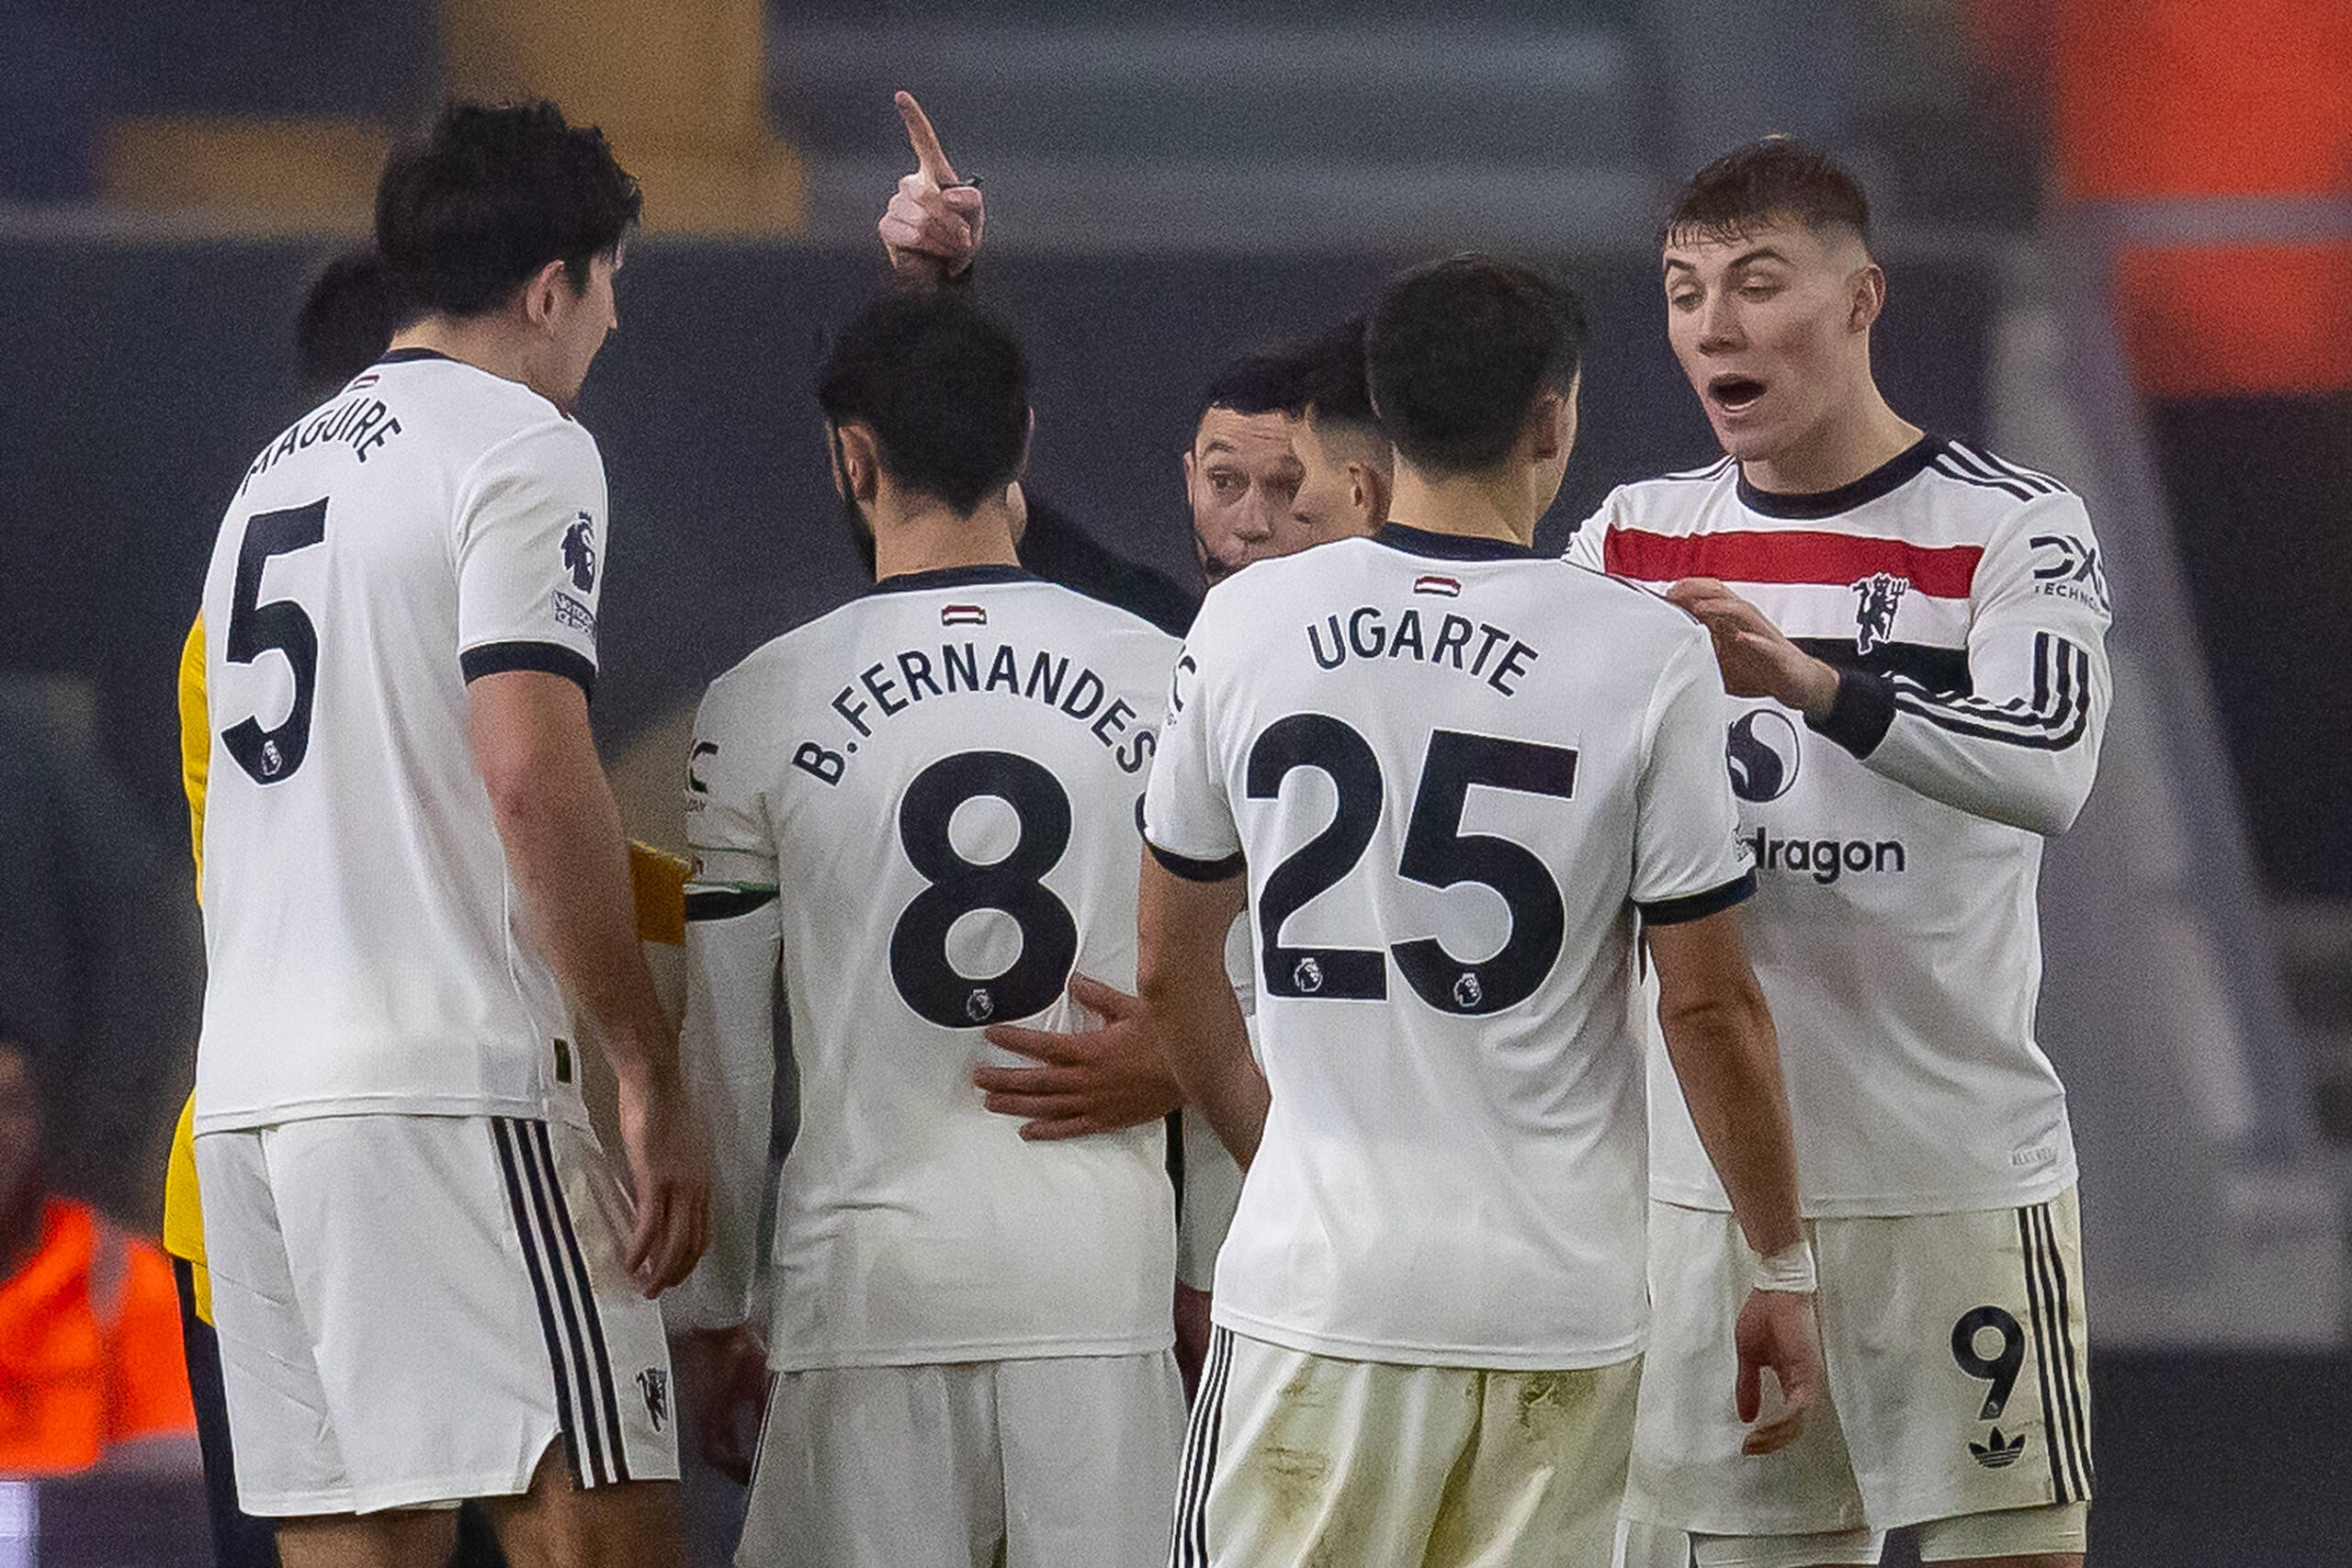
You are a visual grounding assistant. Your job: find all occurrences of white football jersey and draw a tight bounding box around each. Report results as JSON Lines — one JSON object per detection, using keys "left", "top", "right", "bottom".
{"left": 1572, "top": 436, "right": 2111, "bottom": 1216}
{"left": 681, "top": 569, "right": 1182, "bottom": 1370}
{"left": 196, "top": 350, "right": 607, "bottom": 1134}
{"left": 1144, "top": 524, "right": 1755, "bottom": 1370}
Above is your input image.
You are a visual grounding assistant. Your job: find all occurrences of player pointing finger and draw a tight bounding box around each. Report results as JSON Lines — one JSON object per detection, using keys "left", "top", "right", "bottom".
{"left": 879, "top": 90, "right": 984, "bottom": 280}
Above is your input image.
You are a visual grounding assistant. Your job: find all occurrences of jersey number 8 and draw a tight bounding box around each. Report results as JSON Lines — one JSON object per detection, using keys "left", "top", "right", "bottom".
{"left": 888, "top": 750, "right": 1080, "bottom": 1029}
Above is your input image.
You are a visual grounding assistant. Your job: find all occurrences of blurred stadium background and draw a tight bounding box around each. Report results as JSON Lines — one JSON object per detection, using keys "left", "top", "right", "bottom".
{"left": 3, "top": 1, "right": 2348, "bottom": 1563}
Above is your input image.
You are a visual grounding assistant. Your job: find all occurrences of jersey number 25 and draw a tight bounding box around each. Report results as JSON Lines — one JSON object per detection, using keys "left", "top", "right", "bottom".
{"left": 1250, "top": 716, "right": 1578, "bottom": 1016}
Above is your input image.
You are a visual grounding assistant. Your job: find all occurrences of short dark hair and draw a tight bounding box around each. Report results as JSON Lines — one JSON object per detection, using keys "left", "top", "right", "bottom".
{"left": 1295, "top": 316, "right": 1378, "bottom": 436}
{"left": 1197, "top": 352, "right": 1304, "bottom": 423}
{"left": 817, "top": 286, "right": 1031, "bottom": 515}
{"left": 376, "top": 100, "right": 640, "bottom": 320}
{"left": 1363, "top": 255, "right": 1586, "bottom": 475}
{"left": 296, "top": 248, "right": 401, "bottom": 399}
{"left": 1665, "top": 137, "right": 1872, "bottom": 252}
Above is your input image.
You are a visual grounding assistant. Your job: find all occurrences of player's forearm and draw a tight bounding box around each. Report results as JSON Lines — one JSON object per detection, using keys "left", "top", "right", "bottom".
{"left": 1659, "top": 982, "right": 1803, "bottom": 1257}
{"left": 673, "top": 913, "right": 780, "bottom": 1326}
{"left": 1136, "top": 855, "right": 1264, "bottom": 1165}
{"left": 471, "top": 677, "right": 677, "bottom": 1080}
{"left": 1860, "top": 706, "right": 2098, "bottom": 835}
{"left": 1808, "top": 637, "right": 2106, "bottom": 836}
{"left": 1150, "top": 967, "right": 1267, "bottom": 1167}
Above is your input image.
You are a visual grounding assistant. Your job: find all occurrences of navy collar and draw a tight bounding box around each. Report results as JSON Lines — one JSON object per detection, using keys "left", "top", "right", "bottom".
{"left": 376, "top": 346, "right": 453, "bottom": 366}
{"left": 1735, "top": 434, "right": 1943, "bottom": 521}
{"left": 867, "top": 562, "right": 1035, "bottom": 595}
{"left": 1374, "top": 522, "right": 1538, "bottom": 561}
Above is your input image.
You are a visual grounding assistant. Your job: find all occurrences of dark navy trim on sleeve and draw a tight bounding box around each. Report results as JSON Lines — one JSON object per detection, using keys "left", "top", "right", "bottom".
{"left": 684, "top": 887, "right": 780, "bottom": 922}
{"left": 460, "top": 640, "right": 598, "bottom": 698}
{"left": 1637, "top": 869, "right": 1757, "bottom": 926}
{"left": 868, "top": 563, "right": 1036, "bottom": 595}
{"left": 1374, "top": 523, "right": 1538, "bottom": 561}
{"left": 1809, "top": 668, "right": 1898, "bottom": 758}
{"left": 1148, "top": 840, "right": 1247, "bottom": 884}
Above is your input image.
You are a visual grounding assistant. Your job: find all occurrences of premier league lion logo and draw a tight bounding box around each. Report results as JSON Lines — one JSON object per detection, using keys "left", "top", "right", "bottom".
{"left": 562, "top": 512, "right": 597, "bottom": 593}
{"left": 1851, "top": 572, "right": 1907, "bottom": 656}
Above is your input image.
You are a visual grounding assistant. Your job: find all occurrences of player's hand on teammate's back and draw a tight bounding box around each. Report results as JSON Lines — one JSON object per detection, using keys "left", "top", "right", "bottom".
{"left": 1666, "top": 576, "right": 1841, "bottom": 720}
{"left": 976, "top": 974, "right": 1185, "bottom": 1140}
{"left": 677, "top": 1324, "right": 770, "bottom": 1484}
{"left": 879, "top": 90, "right": 984, "bottom": 280}
{"left": 616, "top": 1061, "right": 714, "bottom": 1295}
{"left": 1733, "top": 1286, "right": 1824, "bottom": 1456}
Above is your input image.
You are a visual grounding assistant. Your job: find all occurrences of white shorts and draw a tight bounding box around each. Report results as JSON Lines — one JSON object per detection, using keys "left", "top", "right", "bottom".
{"left": 739, "top": 1351, "right": 1184, "bottom": 1568}
{"left": 1174, "top": 1328, "right": 1644, "bottom": 1568}
{"left": 1628, "top": 1190, "right": 2092, "bottom": 1544}
{"left": 195, "top": 1114, "right": 678, "bottom": 1516}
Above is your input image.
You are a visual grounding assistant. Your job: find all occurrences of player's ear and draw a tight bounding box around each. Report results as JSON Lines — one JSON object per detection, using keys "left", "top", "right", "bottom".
{"left": 830, "top": 422, "right": 883, "bottom": 502}
{"left": 1358, "top": 460, "right": 1394, "bottom": 530}
{"left": 520, "top": 259, "right": 571, "bottom": 328}
{"left": 1849, "top": 264, "right": 1886, "bottom": 333}
{"left": 1526, "top": 381, "right": 1577, "bottom": 466}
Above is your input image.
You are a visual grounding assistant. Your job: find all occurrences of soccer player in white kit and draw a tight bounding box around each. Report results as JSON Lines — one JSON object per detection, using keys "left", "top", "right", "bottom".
{"left": 1139, "top": 255, "right": 1823, "bottom": 1568}
{"left": 191, "top": 102, "right": 710, "bottom": 1568}
{"left": 674, "top": 288, "right": 1188, "bottom": 1567}
{"left": 1578, "top": 141, "right": 2109, "bottom": 1568}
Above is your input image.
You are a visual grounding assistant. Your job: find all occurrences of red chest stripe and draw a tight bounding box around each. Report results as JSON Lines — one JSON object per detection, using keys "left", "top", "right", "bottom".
{"left": 1604, "top": 528, "right": 1983, "bottom": 599}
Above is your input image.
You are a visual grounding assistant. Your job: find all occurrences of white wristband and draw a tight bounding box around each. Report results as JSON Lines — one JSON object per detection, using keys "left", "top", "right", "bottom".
{"left": 1747, "top": 1239, "right": 1817, "bottom": 1294}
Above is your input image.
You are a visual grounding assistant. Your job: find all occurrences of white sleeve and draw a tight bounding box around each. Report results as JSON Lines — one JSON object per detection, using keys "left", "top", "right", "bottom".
{"left": 1631, "top": 624, "right": 1757, "bottom": 922}
{"left": 1810, "top": 492, "right": 2112, "bottom": 836}
{"left": 453, "top": 420, "right": 607, "bottom": 693}
{"left": 668, "top": 675, "right": 783, "bottom": 1330}
{"left": 1140, "top": 628, "right": 1243, "bottom": 879}
{"left": 1564, "top": 491, "right": 1617, "bottom": 573}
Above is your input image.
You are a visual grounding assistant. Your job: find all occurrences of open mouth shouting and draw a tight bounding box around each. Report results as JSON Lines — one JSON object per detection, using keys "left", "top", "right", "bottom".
{"left": 1706, "top": 373, "right": 1769, "bottom": 422}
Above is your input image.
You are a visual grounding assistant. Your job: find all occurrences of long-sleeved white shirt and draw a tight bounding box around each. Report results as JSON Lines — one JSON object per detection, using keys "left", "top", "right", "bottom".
{"left": 1572, "top": 435, "right": 2110, "bottom": 1215}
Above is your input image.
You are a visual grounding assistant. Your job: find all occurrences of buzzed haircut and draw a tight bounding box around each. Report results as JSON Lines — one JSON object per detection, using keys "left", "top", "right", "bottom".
{"left": 1295, "top": 317, "right": 1379, "bottom": 437}
{"left": 818, "top": 286, "right": 1031, "bottom": 516}
{"left": 1665, "top": 136, "right": 1872, "bottom": 253}
{"left": 1197, "top": 352, "right": 1305, "bottom": 423}
{"left": 376, "top": 99, "right": 640, "bottom": 320}
{"left": 296, "top": 248, "right": 401, "bottom": 400}
{"left": 1363, "top": 255, "right": 1586, "bottom": 476}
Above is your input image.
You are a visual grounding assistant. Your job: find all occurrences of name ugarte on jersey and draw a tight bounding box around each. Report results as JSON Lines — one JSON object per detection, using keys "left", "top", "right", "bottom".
{"left": 793, "top": 637, "right": 1157, "bottom": 786}
{"left": 1303, "top": 604, "right": 1541, "bottom": 697}
{"left": 237, "top": 390, "right": 405, "bottom": 496}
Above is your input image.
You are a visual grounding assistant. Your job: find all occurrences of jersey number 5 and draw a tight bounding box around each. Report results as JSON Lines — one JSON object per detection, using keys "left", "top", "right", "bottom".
{"left": 888, "top": 750, "right": 1080, "bottom": 1028}
{"left": 1249, "top": 716, "right": 1578, "bottom": 1015}
{"left": 220, "top": 498, "right": 328, "bottom": 785}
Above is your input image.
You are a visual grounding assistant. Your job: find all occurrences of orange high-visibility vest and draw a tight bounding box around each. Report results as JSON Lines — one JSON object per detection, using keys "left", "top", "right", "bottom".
{"left": 0, "top": 1198, "right": 198, "bottom": 1475}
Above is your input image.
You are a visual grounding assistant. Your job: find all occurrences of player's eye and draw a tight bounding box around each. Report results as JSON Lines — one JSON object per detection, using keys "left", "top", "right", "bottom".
{"left": 1209, "top": 471, "right": 1243, "bottom": 495}
{"left": 1667, "top": 288, "right": 1702, "bottom": 310}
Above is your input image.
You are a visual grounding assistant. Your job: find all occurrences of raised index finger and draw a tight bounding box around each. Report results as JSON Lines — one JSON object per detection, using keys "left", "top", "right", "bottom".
{"left": 895, "top": 90, "right": 958, "bottom": 186}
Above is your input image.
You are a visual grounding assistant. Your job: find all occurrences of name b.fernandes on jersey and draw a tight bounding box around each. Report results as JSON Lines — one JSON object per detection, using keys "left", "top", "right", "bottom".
{"left": 786, "top": 633, "right": 1159, "bottom": 787}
